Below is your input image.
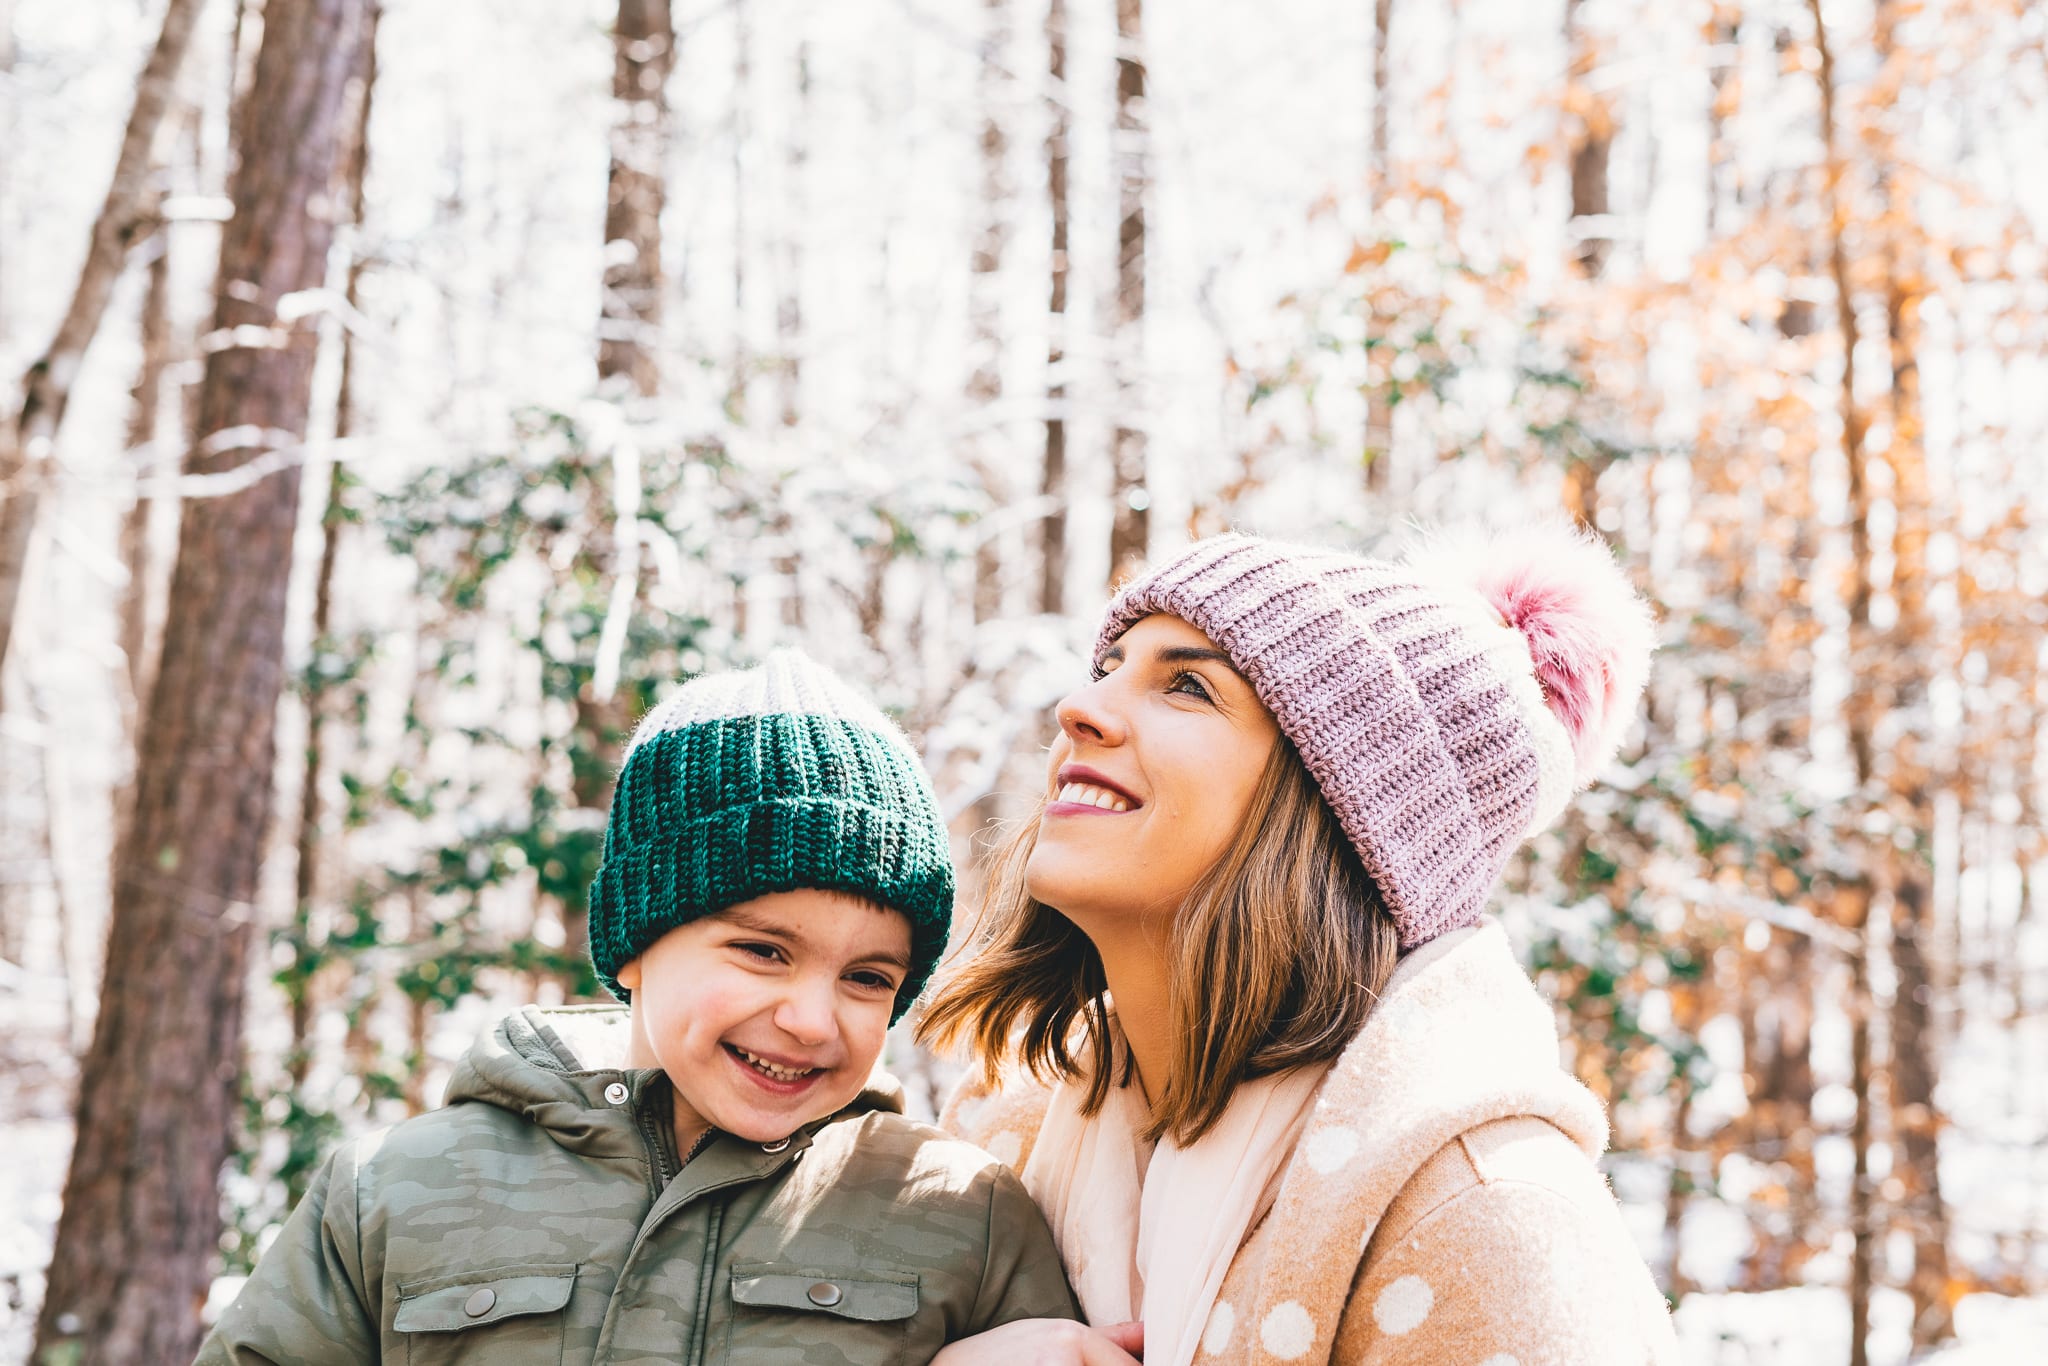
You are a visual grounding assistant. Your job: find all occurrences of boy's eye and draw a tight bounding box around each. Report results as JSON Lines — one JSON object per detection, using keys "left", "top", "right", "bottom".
{"left": 846, "top": 970, "right": 898, "bottom": 993}
{"left": 732, "top": 941, "right": 785, "bottom": 964}
{"left": 1167, "top": 669, "right": 1213, "bottom": 702}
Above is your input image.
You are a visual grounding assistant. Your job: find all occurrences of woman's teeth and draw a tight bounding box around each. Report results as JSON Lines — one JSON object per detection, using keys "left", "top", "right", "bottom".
{"left": 733, "top": 1046, "right": 816, "bottom": 1082}
{"left": 1057, "top": 782, "right": 1132, "bottom": 812}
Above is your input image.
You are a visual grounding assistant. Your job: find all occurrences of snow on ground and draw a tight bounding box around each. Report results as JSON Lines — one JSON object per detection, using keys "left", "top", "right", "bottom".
{"left": 1673, "top": 1287, "right": 2046, "bottom": 1365}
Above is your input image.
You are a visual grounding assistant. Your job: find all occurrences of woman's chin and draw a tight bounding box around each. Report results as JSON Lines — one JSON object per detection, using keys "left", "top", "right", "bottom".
{"left": 1022, "top": 848, "right": 1097, "bottom": 915}
{"left": 1025, "top": 872, "right": 1140, "bottom": 935}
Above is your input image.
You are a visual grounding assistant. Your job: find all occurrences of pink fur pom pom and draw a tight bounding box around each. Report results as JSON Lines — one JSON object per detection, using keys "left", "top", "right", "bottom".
{"left": 1407, "top": 520, "right": 1657, "bottom": 785}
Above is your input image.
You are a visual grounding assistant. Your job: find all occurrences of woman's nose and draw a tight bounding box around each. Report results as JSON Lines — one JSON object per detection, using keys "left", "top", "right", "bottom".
{"left": 1054, "top": 676, "right": 1128, "bottom": 747}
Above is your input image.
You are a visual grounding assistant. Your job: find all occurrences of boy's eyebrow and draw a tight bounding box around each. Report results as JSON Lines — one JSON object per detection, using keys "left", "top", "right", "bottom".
{"left": 717, "top": 905, "right": 912, "bottom": 970}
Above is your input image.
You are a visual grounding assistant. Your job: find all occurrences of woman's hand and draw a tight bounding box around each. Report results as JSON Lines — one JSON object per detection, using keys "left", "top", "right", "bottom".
{"left": 933, "top": 1318, "right": 1143, "bottom": 1365}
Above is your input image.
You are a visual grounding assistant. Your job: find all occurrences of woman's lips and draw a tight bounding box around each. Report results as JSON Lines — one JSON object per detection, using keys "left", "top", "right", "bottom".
{"left": 1051, "top": 765, "right": 1142, "bottom": 813}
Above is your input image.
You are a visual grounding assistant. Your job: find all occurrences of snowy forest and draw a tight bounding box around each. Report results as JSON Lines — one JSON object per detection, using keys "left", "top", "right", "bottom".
{"left": 2, "top": 0, "right": 2046, "bottom": 1361}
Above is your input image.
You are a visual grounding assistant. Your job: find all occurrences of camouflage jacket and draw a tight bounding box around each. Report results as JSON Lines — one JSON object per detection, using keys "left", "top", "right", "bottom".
{"left": 196, "top": 1004, "right": 1077, "bottom": 1365}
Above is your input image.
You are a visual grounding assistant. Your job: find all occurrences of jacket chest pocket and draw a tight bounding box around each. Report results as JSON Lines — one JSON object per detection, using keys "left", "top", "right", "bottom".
{"left": 393, "top": 1263, "right": 577, "bottom": 1366}
{"left": 725, "top": 1263, "right": 932, "bottom": 1365}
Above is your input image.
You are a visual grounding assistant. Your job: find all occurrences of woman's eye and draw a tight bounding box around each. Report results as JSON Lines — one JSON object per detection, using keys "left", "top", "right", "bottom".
{"left": 1167, "top": 670, "right": 1213, "bottom": 701}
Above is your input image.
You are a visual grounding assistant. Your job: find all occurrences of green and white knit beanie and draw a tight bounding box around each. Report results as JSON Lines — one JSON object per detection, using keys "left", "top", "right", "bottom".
{"left": 588, "top": 650, "right": 955, "bottom": 1023}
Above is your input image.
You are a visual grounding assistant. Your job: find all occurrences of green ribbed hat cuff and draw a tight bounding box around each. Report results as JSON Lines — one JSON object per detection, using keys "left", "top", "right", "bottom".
{"left": 587, "top": 714, "right": 954, "bottom": 1024}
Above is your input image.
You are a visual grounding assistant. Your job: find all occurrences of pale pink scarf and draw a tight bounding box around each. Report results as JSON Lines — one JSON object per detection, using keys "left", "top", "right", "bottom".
{"left": 1021, "top": 1045, "right": 1331, "bottom": 1366}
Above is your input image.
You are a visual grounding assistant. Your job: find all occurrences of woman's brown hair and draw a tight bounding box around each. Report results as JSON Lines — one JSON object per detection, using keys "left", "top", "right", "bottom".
{"left": 917, "top": 735, "right": 1401, "bottom": 1145}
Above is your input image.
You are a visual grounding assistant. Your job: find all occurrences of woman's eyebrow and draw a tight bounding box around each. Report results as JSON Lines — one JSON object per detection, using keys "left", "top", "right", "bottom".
{"left": 1156, "top": 644, "right": 1245, "bottom": 677}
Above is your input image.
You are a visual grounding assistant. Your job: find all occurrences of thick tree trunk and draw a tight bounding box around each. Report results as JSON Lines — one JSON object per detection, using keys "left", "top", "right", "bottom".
{"left": 0, "top": 0, "right": 206, "bottom": 680}
{"left": 1039, "top": 0, "right": 1070, "bottom": 615}
{"left": 31, "top": 4, "right": 373, "bottom": 1363}
{"left": 1107, "top": 0, "right": 1148, "bottom": 587}
{"left": 598, "top": 0, "right": 673, "bottom": 396}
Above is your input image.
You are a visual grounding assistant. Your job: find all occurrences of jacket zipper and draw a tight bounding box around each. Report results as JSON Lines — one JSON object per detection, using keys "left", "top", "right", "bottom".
{"left": 634, "top": 1081, "right": 676, "bottom": 1198}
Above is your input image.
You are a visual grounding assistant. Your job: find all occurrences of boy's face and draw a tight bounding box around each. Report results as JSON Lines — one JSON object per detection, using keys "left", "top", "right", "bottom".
{"left": 616, "top": 890, "right": 911, "bottom": 1145}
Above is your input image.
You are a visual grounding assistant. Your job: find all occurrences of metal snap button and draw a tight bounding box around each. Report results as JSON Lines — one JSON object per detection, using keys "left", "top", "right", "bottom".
{"left": 463, "top": 1287, "right": 497, "bottom": 1318}
{"left": 761, "top": 1136, "right": 791, "bottom": 1153}
{"left": 603, "top": 1082, "right": 629, "bottom": 1105}
{"left": 806, "top": 1281, "right": 843, "bottom": 1308}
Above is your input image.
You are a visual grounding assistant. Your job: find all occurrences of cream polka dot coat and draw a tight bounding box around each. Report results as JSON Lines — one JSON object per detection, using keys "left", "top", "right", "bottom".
{"left": 942, "top": 922, "right": 1683, "bottom": 1366}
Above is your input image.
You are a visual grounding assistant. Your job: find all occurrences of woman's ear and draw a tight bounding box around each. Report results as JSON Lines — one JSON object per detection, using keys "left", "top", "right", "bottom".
{"left": 617, "top": 956, "right": 642, "bottom": 991}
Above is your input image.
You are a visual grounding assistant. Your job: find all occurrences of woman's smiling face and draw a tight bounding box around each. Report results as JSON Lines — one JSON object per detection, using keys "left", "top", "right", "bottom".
{"left": 1025, "top": 614, "right": 1282, "bottom": 927}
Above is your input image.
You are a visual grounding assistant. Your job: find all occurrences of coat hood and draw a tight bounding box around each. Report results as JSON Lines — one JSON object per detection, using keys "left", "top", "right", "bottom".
{"left": 443, "top": 1003, "right": 907, "bottom": 1161}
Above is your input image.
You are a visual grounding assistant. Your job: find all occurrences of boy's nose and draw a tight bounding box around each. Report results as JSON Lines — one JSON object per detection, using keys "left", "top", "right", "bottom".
{"left": 772, "top": 980, "right": 837, "bottom": 1049}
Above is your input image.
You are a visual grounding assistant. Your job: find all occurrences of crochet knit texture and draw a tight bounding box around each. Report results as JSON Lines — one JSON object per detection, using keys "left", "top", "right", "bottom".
{"left": 587, "top": 650, "right": 955, "bottom": 1022}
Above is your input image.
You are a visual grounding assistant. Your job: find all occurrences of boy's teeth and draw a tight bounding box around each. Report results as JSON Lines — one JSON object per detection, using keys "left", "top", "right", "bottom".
{"left": 736, "top": 1047, "right": 815, "bottom": 1082}
{"left": 1057, "top": 782, "right": 1130, "bottom": 812}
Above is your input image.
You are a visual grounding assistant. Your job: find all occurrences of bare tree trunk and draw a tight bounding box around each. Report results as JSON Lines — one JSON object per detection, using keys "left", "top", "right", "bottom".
{"left": 118, "top": 231, "right": 173, "bottom": 717}
{"left": 1846, "top": 914, "right": 1877, "bottom": 1366}
{"left": 729, "top": 0, "right": 751, "bottom": 421}
{"left": 1746, "top": 932, "right": 1820, "bottom": 1286}
{"left": 1369, "top": 0, "right": 1394, "bottom": 195}
{"left": 0, "top": 0, "right": 14, "bottom": 346}
{"left": 1870, "top": 4, "right": 1950, "bottom": 1343}
{"left": 1361, "top": 0, "right": 1396, "bottom": 494}
{"left": 598, "top": 0, "right": 673, "bottom": 396}
{"left": 1663, "top": 1075, "right": 1695, "bottom": 1298}
{"left": 1704, "top": 3, "right": 1741, "bottom": 234}
{"left": 776, "top": 41, "right": 810, "bottom": 429}
{"left": 1107, "top": 0, "right": 1148, "bottom": 587}
{"left": 31, "top": 4, "right": 373, "bottom": 1362}
{"left": 1563, "top": 0, "right": 1614, "bottom": 278}
{"left": 402, "top": 889, "right": 430, "bottom": 1116}
{"left": 970, "top": 0, "right": 1010, "bottom": 623}
{"left": 1039, "top": 0, "right": 1070, "bottom": 615}
{"left": 289, "top": 0, "right": 381, "bottom": 1095}
{"left": 1809, "top": 7, "right": 1880, "bottom": 1359}
{"left": 0, "top": 0, "right": 207, "bottom": 680}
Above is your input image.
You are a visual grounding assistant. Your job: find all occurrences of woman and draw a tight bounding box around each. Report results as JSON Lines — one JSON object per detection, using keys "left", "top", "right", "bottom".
{"left": 923, "top": 525, "right": 1680, "bottom": 1366}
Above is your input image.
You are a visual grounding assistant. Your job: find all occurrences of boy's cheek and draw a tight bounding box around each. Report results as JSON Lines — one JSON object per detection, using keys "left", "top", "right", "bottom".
{"left": 837, "top": 1010, "right": 894, "bottom": 1077}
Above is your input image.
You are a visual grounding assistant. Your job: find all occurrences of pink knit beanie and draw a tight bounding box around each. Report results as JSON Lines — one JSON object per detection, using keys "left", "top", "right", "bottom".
{"left": 1096, "top": 523, "right": 1656, "bottom": 948}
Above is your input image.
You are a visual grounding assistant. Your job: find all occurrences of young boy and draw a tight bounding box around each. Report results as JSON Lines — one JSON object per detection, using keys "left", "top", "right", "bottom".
{"left": 197, "top": 651, "right": 1078, "bottom": 1365}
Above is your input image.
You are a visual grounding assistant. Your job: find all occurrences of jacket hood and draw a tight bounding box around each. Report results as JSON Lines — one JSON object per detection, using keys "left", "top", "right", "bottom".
{"left": 443, "top": 1003, "right": 907, "bottom": 1161}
